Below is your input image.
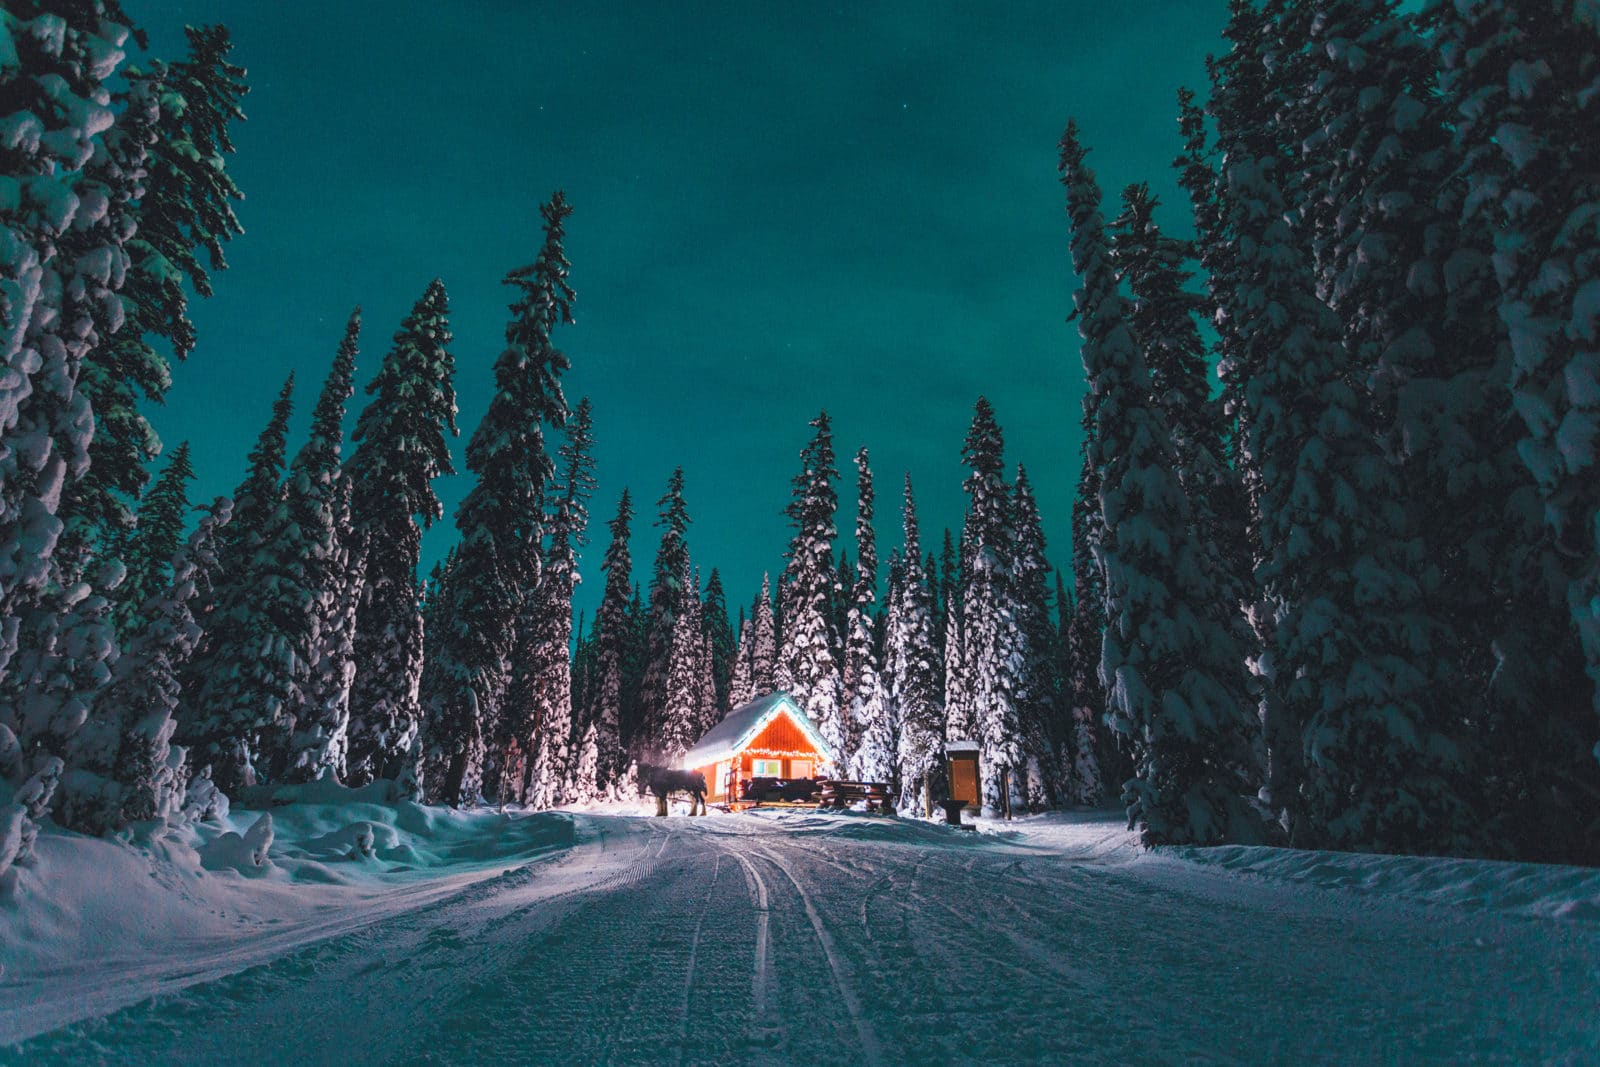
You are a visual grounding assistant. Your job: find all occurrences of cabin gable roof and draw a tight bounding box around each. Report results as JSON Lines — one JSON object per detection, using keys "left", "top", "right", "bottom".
{"left": 680, "top": 690, "right": 831, "bottom": 769}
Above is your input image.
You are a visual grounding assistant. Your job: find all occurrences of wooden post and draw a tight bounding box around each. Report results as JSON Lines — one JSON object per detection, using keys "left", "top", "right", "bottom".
{"left": 1000, "top": 767, "right": 1012, "bottom": 821}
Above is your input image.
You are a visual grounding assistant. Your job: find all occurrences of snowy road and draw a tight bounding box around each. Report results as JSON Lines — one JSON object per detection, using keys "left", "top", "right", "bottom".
{"left": 8, "top": 809, "right": 1599, "bottom": 1064}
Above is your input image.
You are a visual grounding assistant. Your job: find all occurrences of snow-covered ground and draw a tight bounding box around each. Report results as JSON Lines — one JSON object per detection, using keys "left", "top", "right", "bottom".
{"left": 4, "top": 797, "right": 1598, "bottom": 1063}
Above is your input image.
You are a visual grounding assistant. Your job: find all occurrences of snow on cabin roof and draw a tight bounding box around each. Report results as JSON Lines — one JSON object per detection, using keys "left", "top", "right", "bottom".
{"left": 945, "top": 739, "right": 980, "bottom": 753}
{"left": 680, "top": 691, "right": 832, "bottom": 770}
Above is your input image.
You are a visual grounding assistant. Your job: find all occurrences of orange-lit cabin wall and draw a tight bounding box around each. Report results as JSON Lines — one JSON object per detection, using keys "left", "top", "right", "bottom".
{"left": 695, "top": 711, "right": 826, "bottom": 800}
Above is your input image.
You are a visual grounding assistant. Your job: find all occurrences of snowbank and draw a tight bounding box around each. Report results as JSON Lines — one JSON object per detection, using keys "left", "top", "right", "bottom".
{"left": 0, "top": 781, "right": 580, "bottom": 1042}
{"left": 1162, "top": 842, "right": 1600, "bottom": 922}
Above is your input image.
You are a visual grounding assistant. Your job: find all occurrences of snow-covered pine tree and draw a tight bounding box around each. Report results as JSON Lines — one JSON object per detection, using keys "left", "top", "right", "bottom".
{"left": 587, "top": 489, "right": 633, "bottom": 794}
{"left": 114, "top": 441, "right": 194, "bottom": 637}
{"left": 1109, "top": 183, "right": 1248, "bottom": 588}
{"left": 936, "top": 529, "right": 959, "bottom": 665}
{"left": 621, "top": 583, "right": 648, "bottom": 751}
{"left": 516, "top": 396, "right": 595, "bottom": 809}
{"left": 569, "top": 720, "right": 600, "bottom": 805}
{"left": 571, "top": 612, "right": 595, "bottom": 736}
{"left": 658, "top": 559, "right": 705, "bottom": 763}
{"left": 423, "top": 193, "right": 574, "bottom": 808}
{"left": 1059, "top": 568, "right": 1102, "bottom": 806}
{"left": 776, "top": 412, "right": 844, "bottom": 765}
{"left": 942, "top": 545, "right": 970, "bottom": 743}
{"left": 1059, "top": 120, "right": 1263, "bottom": 847}
{"left": 1214, "top": 5, "right": 1481, "bottom": 851}
{"left": 1228, "top": 6, "right": 1491, "bottom": 851}
{"left": 174, "top": 375, "right": 295, "bottom": 794}
{"left": 60, "top": 24, "right": 247, "bottom": 567}
{"left": 844, "top": 448, "right": 891, "bottom": 783}
{"left": 0, "top": 10, "right": 159, "bottom": 859}
{"left": 287, "top": 473, "right": 364, "bottom": 785}
{"left": 55, "top": 497, "right": 232, "bottom": 834}
{"left": 636, "top": 467, "right": 691, "bottom": 758}
{"left": 1429, "top": 0, "right": 1600, "bottom": 764}
{"left": 238, "top": 310, "right": 362, "bottom": 784}
{"left": 702, "top": 568, "right": 735, "bottom": 717}
{"left": 0, "top": 3, "right": 145, "bottom": 691}
{"left": 953, "top": 399, "right": 1025, "bottom": 813}
{"left": 748, "top": 573, "right": 777, "bottom": 698}
{"left": 1011, "top": 465, "right": 1062, "bottom": 810}
{"left": 1171, "top": 79, "right": 1282, "bottom": 822}
{"left": 345, "top": 279, "right": 457, "bottom": 785}
{"left": 691, "top": 569, "right": 719, "bottom": 738}
{"left": 888, "top": 475, "right": 942, "bottom": 811}
{"left": 727, "top": 614, "right": 754, "bottom": 707}
{"left": 831, "top": 552, "right": 854, "bottom": 685}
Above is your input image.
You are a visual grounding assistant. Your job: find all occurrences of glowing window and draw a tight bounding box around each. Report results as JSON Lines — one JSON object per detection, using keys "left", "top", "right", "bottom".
{"left": 752, "top": 759, "right": 782, "bottom": 777}
{"left": 789, "top": 760, "right": 813, "bottom": 779}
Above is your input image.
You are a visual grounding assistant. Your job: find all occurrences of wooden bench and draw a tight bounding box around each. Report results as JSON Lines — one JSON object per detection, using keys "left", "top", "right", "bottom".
{"left": 816, "top": 779, "right": 894, "bottom": 813}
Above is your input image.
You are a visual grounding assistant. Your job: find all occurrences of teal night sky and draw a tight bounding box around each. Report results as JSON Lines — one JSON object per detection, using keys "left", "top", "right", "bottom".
{"left": 142, "top": 2, "right": 1224, "bottom": 621}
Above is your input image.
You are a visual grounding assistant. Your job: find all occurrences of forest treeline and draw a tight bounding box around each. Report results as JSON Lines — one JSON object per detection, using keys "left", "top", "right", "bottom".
{"left": 1, "top": 0, "right": 1597, "bottom": 902}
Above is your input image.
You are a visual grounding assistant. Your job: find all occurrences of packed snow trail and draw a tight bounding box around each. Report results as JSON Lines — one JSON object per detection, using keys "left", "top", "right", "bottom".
{"left": 7, "top": 810, "right": 1599, "bottom": 1064}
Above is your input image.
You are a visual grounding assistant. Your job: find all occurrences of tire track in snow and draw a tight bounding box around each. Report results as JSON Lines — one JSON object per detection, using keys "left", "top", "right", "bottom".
{"left": 675, "top": 854, "right": 720, "bottom": 1067}
{"left": 723, "top": 848, "right": 772, "bottom": 1022}
{"left": 750, "top": 844, "right": 883, "bottom": 1067}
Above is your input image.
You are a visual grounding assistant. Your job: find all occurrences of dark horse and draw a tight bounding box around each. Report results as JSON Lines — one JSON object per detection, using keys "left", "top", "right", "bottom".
{"left": 637, "top": 764, "right": 708, "bottom": 816}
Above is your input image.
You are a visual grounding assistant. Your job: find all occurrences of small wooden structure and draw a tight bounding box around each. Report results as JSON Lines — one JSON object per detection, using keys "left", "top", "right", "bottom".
{"left": 818, "top": 780, "right": 894, "bottom": 813}
{"left": 682, "top": 691, "right": 833, "bottom": 804}
{"left": 945, "top": 740, "right": 981, "bottom": 813}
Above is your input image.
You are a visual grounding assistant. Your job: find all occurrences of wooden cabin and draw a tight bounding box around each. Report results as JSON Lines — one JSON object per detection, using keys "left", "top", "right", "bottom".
{"left": 681, "top": 691, "right": 833, "bottom": 803}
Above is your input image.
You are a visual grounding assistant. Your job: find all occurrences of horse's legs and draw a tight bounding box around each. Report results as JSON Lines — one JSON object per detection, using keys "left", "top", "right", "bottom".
{"left": 655, "top": 792, "right": 669, "bottom": 817}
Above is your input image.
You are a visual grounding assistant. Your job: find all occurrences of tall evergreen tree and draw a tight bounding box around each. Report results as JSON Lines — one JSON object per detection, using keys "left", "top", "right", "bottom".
{"left": 702, "top": 568, "right": 735, "bottom": 717}
{"left": 344, "top": 280, "right": 457, "bottom": 785}
{"left": 845, "top": 448, "right": 892, "bottom": 782}
{"left": 423, "top": 192, "right": 573, "bottom": 807}
{"left": 636, "top": 467, "right": 691, "bottom": 758}
{"left": 954, "top": 399, "right": 1026, "bottom": 813}
{"left": 59, "top": 24, "right": 247, "bottom": 564}
{"left": 269, "top": 312, "right": 362, "bottom": 783}
{"left": 0, "top": 10, "right": 166, "bottom": 871}
{"left": 1427, "top": 0, "right": 1600, "bottom": 776}
{"left": 0, "top": 2, "right": 146, "bottom": 699}
{"left": 1011, "top": 465, "right": 1061, "bottom": 809}
{"left": 728, "top": 614, "right": 755, "bottom": 708}
{"left": 289, "top": 475, "right": 365, "bottom": 785}
{"left": 888, "top": 476, "right": 942, "bottom": 810}
{"left": 517, "top": 396, "right": 596, "bottom": 808}
{"left": 115, "top": 442, "right": 195, "bottom": 637}
{"left": 748, "top": 573, "right": 777, "bottom": 698}
{"left": 176, "top": 374, "right": 295, "bottom": 794}
{"left": 1060, "top": 120, "right": 1263, "bottom": 846}
{"left": 588, "top": 488, "right": 634, "bottom": 794}
{"left": 776, "top": 412, "right": 844, "bottom": 762}
{"left": 1213, "top": 10, "right": 1477, "bottom": 851}
{"left": 658, "top": 559, "right": 705, "bottom": 762}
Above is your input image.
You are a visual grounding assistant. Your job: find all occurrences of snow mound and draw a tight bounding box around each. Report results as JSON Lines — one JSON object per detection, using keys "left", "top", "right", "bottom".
{"left": 1163, "top": 844, "right": 1600, "bottom": 922}
{"left": 199, "top": 813, "right": 275, "bottom": 876}
{"left": 0, "top": 784, "right": 578, "bottom": 1043}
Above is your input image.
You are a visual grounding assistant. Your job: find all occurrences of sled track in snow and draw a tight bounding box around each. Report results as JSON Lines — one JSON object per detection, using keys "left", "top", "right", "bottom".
{"left": 724, "top": 847, "right": 773, "bottom": 1021}
{"left": 750, "top": 842, "right": 884, "bottom": 1067}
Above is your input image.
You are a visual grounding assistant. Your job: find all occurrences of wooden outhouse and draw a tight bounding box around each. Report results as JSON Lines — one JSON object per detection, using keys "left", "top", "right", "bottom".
{"left": 681, "top": 691, "right": 833, "bottom": 803}
{"left": 945, "top": 740, "right": 981, "bottom": 812}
